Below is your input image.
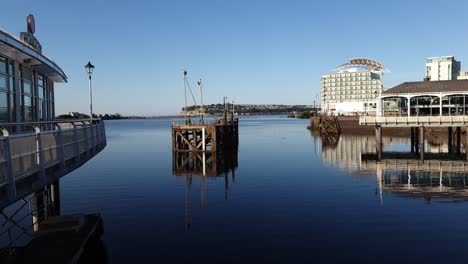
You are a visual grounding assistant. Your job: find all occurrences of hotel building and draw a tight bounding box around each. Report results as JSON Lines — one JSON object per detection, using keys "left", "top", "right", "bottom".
{"left": 320, "top": 58, "right": 387, "bottom": 115}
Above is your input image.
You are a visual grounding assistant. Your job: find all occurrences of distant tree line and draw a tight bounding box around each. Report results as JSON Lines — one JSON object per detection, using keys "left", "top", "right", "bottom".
{"left": 183, "top": 104, "right": 319, "bottom": 116}
{"left": 56, "top": 113, "right": 127, "bottom": 120}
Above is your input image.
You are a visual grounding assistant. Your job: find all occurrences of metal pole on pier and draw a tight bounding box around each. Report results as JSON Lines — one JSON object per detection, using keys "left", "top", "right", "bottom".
{"left": 183, "top": 70, "right": 188, "bottom": 124}
{"left": 198, "top": 79, "right": 204, "bottom": 124}
{"left": 223, "top": 97, "right": 228, "bottom": 124}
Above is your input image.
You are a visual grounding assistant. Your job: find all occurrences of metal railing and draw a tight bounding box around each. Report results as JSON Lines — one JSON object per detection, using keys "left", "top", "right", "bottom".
{"left": 0, "top": 119, "right": 106, "bottom": 202}
{"left": 359, "top": 115, "right": 468, "bottom": 127}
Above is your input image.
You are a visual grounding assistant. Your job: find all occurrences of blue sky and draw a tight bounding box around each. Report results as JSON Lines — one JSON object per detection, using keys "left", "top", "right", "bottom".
{"left": 1, "top": 0, "right": 468, "bottom": 115}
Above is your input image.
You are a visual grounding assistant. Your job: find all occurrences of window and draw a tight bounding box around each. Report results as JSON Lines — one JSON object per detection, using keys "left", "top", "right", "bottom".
{"left": 0, "top": 92, "right": 8, "bottom": 122}
{"left": 0, "top": 57, "right": 6, "bottom": 74}
{"left": 23, "top": 96, "right": 32, "bottom": 121}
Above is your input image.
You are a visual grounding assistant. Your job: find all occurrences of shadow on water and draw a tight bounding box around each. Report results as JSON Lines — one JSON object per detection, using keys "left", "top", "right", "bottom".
{"left": 314, "top": 130, "right": 468, "bottom": 204}
{"left": 0, "top": 180, "right": 108, "bottom": 263}
{"left": 172, "top": 149, "right": 238, "bottom": 230}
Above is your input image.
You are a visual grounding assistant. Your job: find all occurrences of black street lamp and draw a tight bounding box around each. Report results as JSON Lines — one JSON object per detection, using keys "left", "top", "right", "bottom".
{"left": 84, "top": 62, "right": 95, "bottom": 119}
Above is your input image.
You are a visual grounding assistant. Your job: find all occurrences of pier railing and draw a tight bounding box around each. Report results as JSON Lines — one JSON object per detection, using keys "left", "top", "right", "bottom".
{"left": 0, "top": 119, "right": 106, "bottom": 208}
{"left": 360, "top": 115, "right": 468, "bottom": 127}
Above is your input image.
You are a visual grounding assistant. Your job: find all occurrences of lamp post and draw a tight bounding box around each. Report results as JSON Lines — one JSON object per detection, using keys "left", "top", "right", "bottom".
{"left": 84, "top": 62, "right": 95, "bottom": 119}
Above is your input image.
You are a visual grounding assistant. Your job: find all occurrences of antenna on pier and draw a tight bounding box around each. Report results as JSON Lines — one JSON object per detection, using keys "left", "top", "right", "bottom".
{"left": 223, "top": 97, "right": 228, "bottom": 125}
{"left": 183, "top": 70, "right": 188, "bottom": 124}
{"left": 231, "top": 98, "right": 235, "bottom": 121}
{"left": 198, "top": 79, "right": 204, "bottom": 124}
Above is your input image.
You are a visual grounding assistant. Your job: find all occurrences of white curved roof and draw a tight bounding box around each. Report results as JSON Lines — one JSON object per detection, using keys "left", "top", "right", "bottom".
{"left": 334, "top": 58, "right": 389, "bottom": 73}
{"left": 0, "top": 28, "right": 67, "bottom": 83}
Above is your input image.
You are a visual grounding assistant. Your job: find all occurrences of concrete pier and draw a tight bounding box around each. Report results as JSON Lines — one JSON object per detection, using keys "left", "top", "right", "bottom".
{"left": 362, "top": 116, "right": 468, "bottom": 161}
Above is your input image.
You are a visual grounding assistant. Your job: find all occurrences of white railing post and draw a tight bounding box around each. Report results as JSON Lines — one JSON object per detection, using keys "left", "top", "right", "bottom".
{"left": 34, "top": 126, "right": 46, "bottom": 184}
{"left": 72, "top": 122, "right": 80, "bottom": 163}
{"left": 2, "top": 128, "right": 16, "bottom": 200}
{"left": 102, "top": 121, "right": 107, "bottom": 145}
{"left": 55, "top": 123, "right": 65, "bottom": 169}
{"left": 82, "top": 121, "right": 91, "bottom": 155}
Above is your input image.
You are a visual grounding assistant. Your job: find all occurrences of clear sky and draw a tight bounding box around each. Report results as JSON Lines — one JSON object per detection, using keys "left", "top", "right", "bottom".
{"left": 1, "top": 0, "right": 468, "bottom": 115}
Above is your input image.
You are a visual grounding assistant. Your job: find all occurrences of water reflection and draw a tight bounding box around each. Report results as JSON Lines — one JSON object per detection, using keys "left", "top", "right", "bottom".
{"left": 316, "top": 132, "right": 468, "bottom": 203}
{"left": 172, "top": 150, "right": 238, "bottom": 230}
{"left": 0, "top": 181, "right": 107, "bottom": 263}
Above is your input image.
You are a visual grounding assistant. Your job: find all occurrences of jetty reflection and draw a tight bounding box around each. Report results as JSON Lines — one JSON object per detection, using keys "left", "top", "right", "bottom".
{"left": 0, "top": 180, "right": 107, "bottom": 263}
{"left": 317, "top": 132, "right": 468, "bottom": 203}
{"left": 363, "top": 158, "right": 468, "bottom": 203}
{"left": 172, "top": 150, "right": 238, "bottom": 230}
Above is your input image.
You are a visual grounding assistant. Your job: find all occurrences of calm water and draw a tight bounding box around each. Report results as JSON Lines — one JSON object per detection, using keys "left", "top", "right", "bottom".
{"left": 55, "top": 116, "right": 468, "bottom": 263}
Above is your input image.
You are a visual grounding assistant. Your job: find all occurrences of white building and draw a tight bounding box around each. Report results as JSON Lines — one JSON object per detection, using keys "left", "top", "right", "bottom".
{"left": 425, "top": 56, "right": 461, "bottom": 81}
{"left": 320, "top": 58, "right": 387, "bottom": 115}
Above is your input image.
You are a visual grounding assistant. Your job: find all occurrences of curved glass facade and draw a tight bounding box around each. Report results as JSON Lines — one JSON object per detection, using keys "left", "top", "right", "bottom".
{"left": 0, "top": 54, "right": 55, "bottom": 123}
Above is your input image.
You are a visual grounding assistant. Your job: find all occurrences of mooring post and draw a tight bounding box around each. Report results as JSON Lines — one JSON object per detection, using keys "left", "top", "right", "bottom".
{"left": 410, "top": 127, "right": 415, "bottom": 153}
{"left": 376, "top": 125, "right": 382, "bottom": 161}
{"left": 419, "top": 126, "right": 425, "bottom": 162}
{"left": 466, "top": 127, "right": 468, "bottom": 161}
{"left": 448, "top": 127, "right": 453, "bottom": 153}
{"left": 457, "top": 127, "right": 461, "bottom": 155}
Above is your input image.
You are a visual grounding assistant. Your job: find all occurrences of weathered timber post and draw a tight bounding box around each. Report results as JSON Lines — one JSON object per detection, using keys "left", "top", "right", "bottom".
{"left": 457, "top": 127, "right": 461, "bottom": 155}
{"left": 420, "top": 126, "right": 425, "bottom": 162}
{"left": 448, "top": 127, "right": 453, "bottom": 153}
{"left": 410, "top": 127, "right": 415, "bottom": 153}
{"left": 415, "top": 127, "right": 420, "bottom": 154}
{"left": 376, "top": 125, "right": 382, "bottom": 161}
{"left": 466, "top": 127, "right": 468, "bottom": 161}
{"left": 49, "top": 180, "right": 60, "bottom": 216}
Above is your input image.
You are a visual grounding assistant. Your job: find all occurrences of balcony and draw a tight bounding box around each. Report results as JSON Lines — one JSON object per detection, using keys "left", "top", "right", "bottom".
{"left": 0, "top": 119, "right": 106, "bottom": 209}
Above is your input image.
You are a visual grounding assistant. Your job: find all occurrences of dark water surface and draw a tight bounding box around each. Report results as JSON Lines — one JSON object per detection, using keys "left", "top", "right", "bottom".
{"left": 58, "top": 116, "right": 468, "bottom": 263}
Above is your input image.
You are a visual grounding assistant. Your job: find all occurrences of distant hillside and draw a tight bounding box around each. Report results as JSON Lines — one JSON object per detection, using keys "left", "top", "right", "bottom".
{"left": 182, "top": 104, "right": 320, "bottom": 116}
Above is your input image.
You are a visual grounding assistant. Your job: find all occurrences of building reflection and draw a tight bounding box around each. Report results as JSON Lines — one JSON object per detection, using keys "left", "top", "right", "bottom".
{"left": 0, "top": 180, "right": 107, "bottom": 263}
{"left": 317, "top": 132, "right": 409, "bottom": 175}
{"left": 316, "top": 132, "right": 468, "bottom": 203}
{"left": 172, "top": 150, "right": 238, "bottom": 230}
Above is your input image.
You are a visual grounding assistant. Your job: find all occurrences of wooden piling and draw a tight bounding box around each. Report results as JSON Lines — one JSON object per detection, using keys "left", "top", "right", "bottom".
{"left": 457, "top": 127, "right": 461, "bottom": 154}
{"left": 420, "top": 126, "right": 425, "bottom": 162}
{"left": 448, "top": 127, "right": 453, "bottom": 153}
{"left": 410, "top": 127, "right": 415, "bottom": 153}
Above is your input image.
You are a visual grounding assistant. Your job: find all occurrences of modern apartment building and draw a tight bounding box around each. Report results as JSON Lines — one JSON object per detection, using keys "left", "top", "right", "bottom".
{"left": 425, "top": 56, "right": 461, "bottom": 81}
{"left": 321, "top": 58, "right": 386, "bottom": 115}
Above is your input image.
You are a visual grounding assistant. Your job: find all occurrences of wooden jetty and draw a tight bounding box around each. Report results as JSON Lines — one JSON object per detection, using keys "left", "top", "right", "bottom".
{"left": 172, "top": 118, "right": 238, "bottom": 153}
{"left": 173, "top": 70, "right": 239, "bottom": 153}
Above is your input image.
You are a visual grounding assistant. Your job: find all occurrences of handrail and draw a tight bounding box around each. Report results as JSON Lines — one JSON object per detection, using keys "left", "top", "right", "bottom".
{"left": 0, "top": 119, "right": 106, "bottom": 208}
{"left": 0, "top": 118, "right": 102, "bottom": 127}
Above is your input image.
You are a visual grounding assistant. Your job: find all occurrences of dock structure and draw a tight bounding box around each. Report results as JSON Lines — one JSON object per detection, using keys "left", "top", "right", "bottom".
{"left": 360, "top": 80, "right": 468, "bottom": 161}
{"left": 172, "top": 118, "right": 239, "bottom": 153}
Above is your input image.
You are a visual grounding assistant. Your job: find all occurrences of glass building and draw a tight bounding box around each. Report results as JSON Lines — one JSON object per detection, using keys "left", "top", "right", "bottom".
{"left": 0, "top": 20, "right": 67, "bottom": 124}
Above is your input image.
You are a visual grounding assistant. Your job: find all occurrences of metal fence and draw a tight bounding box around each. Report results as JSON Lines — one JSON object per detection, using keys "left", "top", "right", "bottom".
{"left": 0, "top": 119, "right": 106, "bottom": 200}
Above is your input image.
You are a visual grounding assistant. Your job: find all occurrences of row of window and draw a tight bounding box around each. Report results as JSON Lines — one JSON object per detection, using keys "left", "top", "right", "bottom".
{"left": 322, "top": 82, "right": 381, "bottom": 87}
{"left": 322, "top": 72, "right": 372, "bottom": 78}
{"left": 324, "top": 95, "right": 377, "bottom": 100}
{"left": 0, "top": 55, "right": 54, "bottom": 122}
{"left": 322, "top": 77, "right": 376, "bottom": 82}
{"left": 324, "top": 90, "right": 378, "bottom": 95}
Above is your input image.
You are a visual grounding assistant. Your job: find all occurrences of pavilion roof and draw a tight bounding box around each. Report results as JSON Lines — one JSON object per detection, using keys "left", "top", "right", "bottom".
{"left": 384, "top": 80, "right": 468, "bottom": 95}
